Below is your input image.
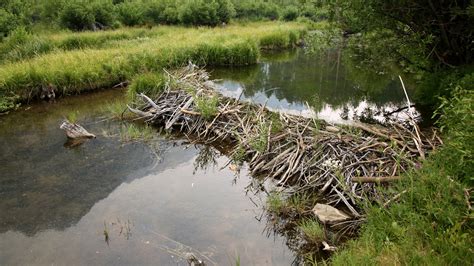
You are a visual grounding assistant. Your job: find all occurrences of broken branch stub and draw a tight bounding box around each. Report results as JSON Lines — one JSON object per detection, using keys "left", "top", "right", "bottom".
{"left": 60, "top": 120, "right": 95, "bottom": 139}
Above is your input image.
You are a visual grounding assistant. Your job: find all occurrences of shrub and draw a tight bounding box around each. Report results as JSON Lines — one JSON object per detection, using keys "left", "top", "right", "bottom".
{"left": 179, "top": 0, "right": 219, "bottom": 26}
{"left": 91, "top": 2, "right": 116, "bottom": 29}
{"left": 282, "top": 6, "right": 299, "bottom": 21}
{"left": 261, "top": 2, "right": 280, "bottom": 20}
{"left": 59, "top": 2, "right": 95, "bottom": 31}
{"left": 0, "top": 8, "right": 19, "bottom": 39}
{"left": 216, "top": 0, "right": 236, "bottom": 23}
{"left": 435, "top": 81, "right": 474, "bottom": 183}
{"left": 116, "top": 1, "right": 146, "bottom": 26}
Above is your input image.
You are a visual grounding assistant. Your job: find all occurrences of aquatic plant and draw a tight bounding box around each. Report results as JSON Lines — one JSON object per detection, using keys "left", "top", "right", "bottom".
{"left": 120, "top": 123, "right": 154, "bottom": 142}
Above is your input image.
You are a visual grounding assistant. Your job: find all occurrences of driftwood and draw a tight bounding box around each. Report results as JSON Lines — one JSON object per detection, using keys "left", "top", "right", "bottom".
{"left": 127, "top": 66, "right": 440, "bottom": 216}
{"left": 60, "top": 120, "right": 95, "bottom": 139}
{"left": 352, "top": 176, "right": 402, "bottom": 183}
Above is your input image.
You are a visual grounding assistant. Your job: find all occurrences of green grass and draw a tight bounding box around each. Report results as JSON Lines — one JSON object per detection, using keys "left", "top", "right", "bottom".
{"left": 195, "top": 94, "right": 219, "bottom": 120}
{"left": 299, "top": 219, "right": 325, "bottom": 243}
{"left": 127, "top": 72, "right": 166, "bottom": 101}
{"left": 331, "top": 87, "right": 473, "bottom": 265}
{"left": 120, "top": 123, "right": 154, "bottom": 142}
{"left": 0, "top": 22, "right": 307, "bottom": 113}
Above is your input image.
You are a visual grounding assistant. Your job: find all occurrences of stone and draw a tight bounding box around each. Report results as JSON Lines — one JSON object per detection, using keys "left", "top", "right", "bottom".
{"left": 312, "top": 204, "right": 350, "bottom": 224}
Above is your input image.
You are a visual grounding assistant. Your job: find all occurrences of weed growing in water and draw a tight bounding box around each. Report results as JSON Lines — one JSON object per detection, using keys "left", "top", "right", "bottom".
{"left": 66, "top": 110, "right": 79, "bottom": 123}
{"left": 298, "top": 219, "right": 325, "bottom": 243}
{"left": 266, "top": 192, "right": 287, "bottom": 214}
{"left": 120, "top": 123, "right": 154, "bottom": 142}
{"left": 102, "top": 100, "right": 129, "bottom": 119}
{"left": 231, "top": 143, "right": 247, "bottom": 163}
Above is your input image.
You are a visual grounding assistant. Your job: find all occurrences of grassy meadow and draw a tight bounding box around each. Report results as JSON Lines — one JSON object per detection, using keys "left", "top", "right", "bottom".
{"left": 0, "top": 21, "right": 307, "bottom": 112}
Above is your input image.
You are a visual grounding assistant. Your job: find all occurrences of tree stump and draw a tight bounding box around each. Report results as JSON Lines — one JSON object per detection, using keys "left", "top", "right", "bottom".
{"left": 59, "top": 120, "right": 95, "bottom": 139}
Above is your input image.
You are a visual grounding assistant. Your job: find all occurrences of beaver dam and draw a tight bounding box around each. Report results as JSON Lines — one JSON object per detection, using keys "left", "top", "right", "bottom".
{"left": 127, "top": 66, "right": 441, "bottom": 225}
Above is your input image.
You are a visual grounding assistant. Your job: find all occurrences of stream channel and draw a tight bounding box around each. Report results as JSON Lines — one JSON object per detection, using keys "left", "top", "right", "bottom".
{"left": 0, "top": 48, "right": 412, "bottom": 265}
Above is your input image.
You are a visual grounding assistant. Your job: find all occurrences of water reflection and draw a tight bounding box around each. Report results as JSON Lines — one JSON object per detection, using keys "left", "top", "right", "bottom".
{"left": 0, "top": 91, "right": 294, "bottom": 265}
{"left": 212, "top": 48, "right": 416, "bottom": 124}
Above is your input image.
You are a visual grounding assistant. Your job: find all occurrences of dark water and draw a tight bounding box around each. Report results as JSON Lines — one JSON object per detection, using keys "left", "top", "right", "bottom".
{"left": 0, "top": 90, "right": 292, "bottom": 265}
{"left": 211, "top": 49, "right": 415, "bottom": 124}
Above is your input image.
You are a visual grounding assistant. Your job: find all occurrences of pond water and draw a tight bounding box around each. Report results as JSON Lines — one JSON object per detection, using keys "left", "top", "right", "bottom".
{"left": 212, "top": 48, "right": 415, "bottom": 124}
{"left": 0, "top": 47, "right": 414, "bottom": 265}
{"left": 0, "top": 90, "right": 293, "bottom": 265}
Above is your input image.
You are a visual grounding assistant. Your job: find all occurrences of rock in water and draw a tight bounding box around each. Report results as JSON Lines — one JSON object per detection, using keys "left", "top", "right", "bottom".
{"left": 60, "top": 120, "right": 95, "bottom": 139}
{"left": 312, "top": 204, "right": 350, "bottom": 224}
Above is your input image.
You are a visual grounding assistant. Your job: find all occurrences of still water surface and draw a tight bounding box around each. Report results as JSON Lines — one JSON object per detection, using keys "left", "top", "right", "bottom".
{"left": 0, "top": 91, "right": 291, "bottom": 265}
{"left": 0, "top": 48, "right": 411, "bottom": 265}
{"left": 212, "top": 49, "right": 413, "bottom": 124}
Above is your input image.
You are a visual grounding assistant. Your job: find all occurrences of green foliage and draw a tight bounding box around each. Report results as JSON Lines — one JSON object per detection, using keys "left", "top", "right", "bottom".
{"left": 66, "top": 110, "right": 79, "bottom": 123}
{"left": 0, "top": 22, "right": 306, "bottom": 112}
{"left": 435, "top": 85, "right": 473, "bottom": 184}
{"left": 120, "top": 123, "right": 154, "bottom": 142}
{"left": 179, "top": 0, "right": 219, "bottom": 26}
{"left": 250, "top": 122, "right": 268, "bottom": 153}
{"left": 195, "top": 94, "right": 219, "bottom": 120}
{"left": 116, "top": 1, "right": 146, "bottom": 26}
{"left": 329, "top": 0, "right": 474, "bottom": 66}
{"left": 233, "top": 1, "right": 280, "bottom": 20}
{"left": 0, "top": 8, "right": 19, "bottom": 39}
{"left": 0, "top": 27, "right": 52, "bottom": 63}
{"left": 127, "top": 72, "right": 166, "bottom": 101}
{"left": 216, "top": 0, "right": 235, "bottom": 23}
{"left": 299, "top": 219, "right": 325, "bottom": 243}
{"left": 59, "top": 2, "right": 95, "bottom": 31}
{"left": 281, "top": 6, "right": 299, "bottom": 21}
{"left": 91, "top": 1, "right": 117, "bottom": 28}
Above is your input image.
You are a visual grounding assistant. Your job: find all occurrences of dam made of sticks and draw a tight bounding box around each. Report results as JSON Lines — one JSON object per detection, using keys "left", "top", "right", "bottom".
{"left": 127, "top": 66, "right": 440, "bottom": 222}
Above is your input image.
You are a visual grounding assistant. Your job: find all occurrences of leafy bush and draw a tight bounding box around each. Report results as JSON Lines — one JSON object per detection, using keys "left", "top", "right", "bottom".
{"left": 116, "top": 1, "right": 146, "bottom": 26}
{"left": 281, "top": 6, "right": 299, "bottom": 21}
{"left": 233, "top": 1, "right": 280, "bottom": 20}
{"left": 91, "top": 2, "right": 117, "bottom": 28}
{"left": 435, "top": 80, "right": 474, "bottom": 183}
{"left": 216, "top": 0, "right": 236, "bottom": 23}
{"left": 59, "top": 2, "right": 95, "bottom": 31}
{"left": 179, "top": 0, "right": 219, "bottom": 26}
{"left": 0, "top": 8, "right": 19, "bottom": 39}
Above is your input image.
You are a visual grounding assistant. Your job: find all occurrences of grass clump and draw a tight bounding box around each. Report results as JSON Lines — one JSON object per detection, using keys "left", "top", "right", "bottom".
{"left": 66, "top": 110, "right": 79, "bottom": 123}
{"left": 195, "top": 94, "right": 219, "bottom": 120}
{"left": 120, "top": 123, "right": 154, "bottom": 142}
{"left": 127, "top": 72, "right": 166, "bottom": 101}
{"left": 299, "top": 219, "right": 325, "bottom": 243}
{"left": 101, "top": 100, "right": 129, "bottom": 119}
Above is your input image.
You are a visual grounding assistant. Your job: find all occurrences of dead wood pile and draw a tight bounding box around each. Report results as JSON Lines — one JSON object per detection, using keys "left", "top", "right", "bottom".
{"left": 127, "top": 66, "right": 441, "bottom": 217}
